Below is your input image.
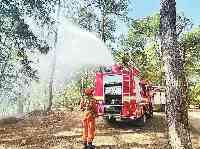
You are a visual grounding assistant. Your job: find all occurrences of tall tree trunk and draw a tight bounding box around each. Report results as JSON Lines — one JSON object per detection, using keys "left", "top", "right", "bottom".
{"left": 47, "top": 52, "right": 56, "bottom": 111}
{"left": 47, "top": 0, "right": 61, "bottom": 112}
{"left": 160, "top": 0, "right": 192, "bottom": 148}
{"left": 98, "top": 14, "right": 106, "bottom": 72}
{"left": 101, "top": 15, "right": 106, "bottom": 43}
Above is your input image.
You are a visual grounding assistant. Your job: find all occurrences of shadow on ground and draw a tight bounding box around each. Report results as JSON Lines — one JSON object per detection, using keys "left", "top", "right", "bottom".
{"left": 98, "top": 112, "right": 167, "bottom": 132}
{"left": 95, "top": 142, "right": 167, "bottom": 149}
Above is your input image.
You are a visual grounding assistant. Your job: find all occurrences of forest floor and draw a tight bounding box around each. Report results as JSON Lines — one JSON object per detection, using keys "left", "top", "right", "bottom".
{"left": 0, "top": 110, "right": 199, "bottom": 149}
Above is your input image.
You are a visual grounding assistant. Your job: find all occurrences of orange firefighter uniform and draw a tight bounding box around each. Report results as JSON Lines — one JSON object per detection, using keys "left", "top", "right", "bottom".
{"left": 80, "top": 88, "right": 97, "bottom": 147}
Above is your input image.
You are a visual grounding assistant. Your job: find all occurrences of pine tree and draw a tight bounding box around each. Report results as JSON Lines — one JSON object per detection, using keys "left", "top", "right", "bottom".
{"left": 160, "top": 0, "right": 193, "bottom": 148}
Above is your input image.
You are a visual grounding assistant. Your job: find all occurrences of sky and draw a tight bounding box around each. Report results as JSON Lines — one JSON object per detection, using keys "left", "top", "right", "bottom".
{"left": 128, "top": 0, "right": 200, "bottom": 26}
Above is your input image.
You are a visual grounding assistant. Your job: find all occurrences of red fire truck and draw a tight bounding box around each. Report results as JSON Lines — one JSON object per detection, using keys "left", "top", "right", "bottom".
{"left": 94, "top": 64, "right": 153, "bottom": 125}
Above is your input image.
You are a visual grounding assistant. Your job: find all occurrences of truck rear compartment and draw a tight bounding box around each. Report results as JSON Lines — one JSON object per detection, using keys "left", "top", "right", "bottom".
{"left": 104, "top": 83, "right": 122, "bottom": 115}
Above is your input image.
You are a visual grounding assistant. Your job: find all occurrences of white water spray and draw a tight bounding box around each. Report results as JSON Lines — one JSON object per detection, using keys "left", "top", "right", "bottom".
{"left": 27, "top": 18, "right": 114, "bottom": 110}
{"left": 39, "top": 19, "right": 114, "bottom": 89}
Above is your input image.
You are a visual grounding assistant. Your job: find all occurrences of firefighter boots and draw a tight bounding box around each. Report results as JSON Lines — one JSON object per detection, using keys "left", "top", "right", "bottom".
{"left": 87, "top": 142, "right": 95, "bottom": 149}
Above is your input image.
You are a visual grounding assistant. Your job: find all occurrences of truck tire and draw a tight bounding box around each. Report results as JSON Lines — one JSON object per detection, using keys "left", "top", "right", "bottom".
{"left": 149, "top": 105, "right": 153, "bottom": 118}
{"left": 137, "top": 114, "right": 147, "bottom": 126}
{"left": 146, "top": 104, "right": 153, "bottom": 118}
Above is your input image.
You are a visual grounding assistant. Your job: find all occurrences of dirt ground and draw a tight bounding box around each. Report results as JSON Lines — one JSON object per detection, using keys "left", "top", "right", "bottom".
{"left": 0, "top": 110, "right": 199, "bottom": 149}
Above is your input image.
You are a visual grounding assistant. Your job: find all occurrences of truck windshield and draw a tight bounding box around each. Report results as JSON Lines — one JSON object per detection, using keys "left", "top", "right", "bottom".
{"left": 104, "top": 75, "right": 122, "bottom": 84}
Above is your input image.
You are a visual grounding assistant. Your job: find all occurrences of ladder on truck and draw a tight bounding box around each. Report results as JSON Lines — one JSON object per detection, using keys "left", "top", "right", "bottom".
{"left": 122, "top": 68, "right": 131, "bottom": 102}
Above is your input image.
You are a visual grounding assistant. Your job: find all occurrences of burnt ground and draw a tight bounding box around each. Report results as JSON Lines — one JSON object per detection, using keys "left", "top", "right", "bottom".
{"left": 0, "top": 110, "right": 199, "bottom": 149}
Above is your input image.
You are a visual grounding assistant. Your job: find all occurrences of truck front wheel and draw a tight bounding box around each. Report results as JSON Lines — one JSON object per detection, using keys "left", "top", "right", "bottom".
{"left": 149, "top": 104, "right": 153, "bottom": 118}
{"left": 137, "top": 114, "right": 147, "bottom": 126}
{"left": 146, "top": 104, "right": 153, "bottom": 118}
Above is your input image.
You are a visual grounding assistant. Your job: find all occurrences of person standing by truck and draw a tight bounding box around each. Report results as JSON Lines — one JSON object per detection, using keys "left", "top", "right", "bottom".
{"left": 80, "top": 88, "right": 98, "bottom": 149}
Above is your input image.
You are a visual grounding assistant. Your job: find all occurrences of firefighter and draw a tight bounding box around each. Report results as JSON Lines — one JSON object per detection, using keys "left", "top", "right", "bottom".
{"left": 80, "top": 88, "right": 97, "bottom": 149}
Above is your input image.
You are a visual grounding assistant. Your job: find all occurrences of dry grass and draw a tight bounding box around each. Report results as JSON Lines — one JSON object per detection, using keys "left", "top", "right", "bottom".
{"left": 0, "top": 111, "right": 199, "bottom": 149}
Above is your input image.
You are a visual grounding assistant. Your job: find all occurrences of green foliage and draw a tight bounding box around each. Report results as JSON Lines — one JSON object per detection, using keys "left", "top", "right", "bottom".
{"left": 114, "top": 13, "right": 162, "bottom": 84}
{"left": 181, "top": 27, "right": 200, "bottom": 73}
{"left": 115, "top": 13, "right": 194, "bottom": 86}
{"left": 56, "top": 65, "right": 99, "bottom": 109}
{"left": 128, "top": 14, "right": 160, "bottom": 38}
{"left": 180, "top": 27, "right": 200, "bottom": 106}
{"left": 188, "top": 83, "right": 200, "bottom": 107}
{"left": 61, "top": 80, "right": 81, "bottom": 110}
{"left": 78, "top": 0, "right": 129, "bottom": 44}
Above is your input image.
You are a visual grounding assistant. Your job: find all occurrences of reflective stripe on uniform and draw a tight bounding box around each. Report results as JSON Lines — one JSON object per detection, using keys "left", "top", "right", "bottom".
{"left": 94, "top": 96, "right": 103, "bottom": 100}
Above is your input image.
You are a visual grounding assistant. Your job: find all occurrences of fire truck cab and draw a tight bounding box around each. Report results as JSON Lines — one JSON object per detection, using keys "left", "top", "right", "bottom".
{"left": 94, "top": 64, "right": 153, "bottom": 125}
